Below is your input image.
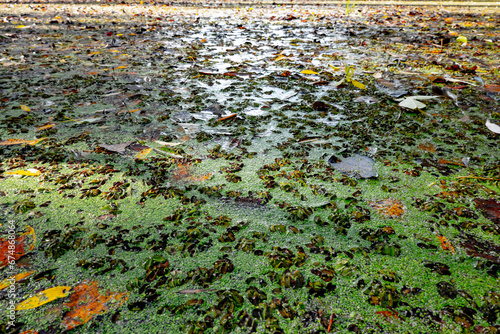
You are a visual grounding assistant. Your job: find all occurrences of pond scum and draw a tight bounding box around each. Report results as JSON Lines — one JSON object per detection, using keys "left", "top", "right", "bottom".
{"left": 0, "top": 2, "right": 499, "bottom": 333}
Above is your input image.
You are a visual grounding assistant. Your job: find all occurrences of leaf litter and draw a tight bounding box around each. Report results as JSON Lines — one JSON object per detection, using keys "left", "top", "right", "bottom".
{"left": 0, "top": 1, "right": 499, "bottom": 334}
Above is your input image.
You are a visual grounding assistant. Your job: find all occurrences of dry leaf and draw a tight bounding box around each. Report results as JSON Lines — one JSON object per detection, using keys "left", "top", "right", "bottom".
{"left": 62, "top": 281, "right": 128, "bottom": 330}
{"left": 274, "top": 54, "right": 289, "bottom": 61}
{"left": 136, "top": 148, "right": 151, "bottom": 159}
{"left": 98, "top": 141, "right": 133, "bottom": 153}
{"left": 16, "top": 286, "right": 71, "bottom": 310}
{"left": 301, "top": 70, "right": 319, "bottom": 75}
{"left": 177, "top": 288, "right": 215, "bottom": 294}
{"left": 369, "top": 199, "right": 404, "bottom": 218}
{"left": 0, "top": 227, "right": 36, "bottom": 269}
{"left": 36, "top": 124, "right": 55, "bottom": 132}
{"left": 0, "top": 271, "right": 34, "bottom": 290}
{"left": 20, "top": 105, "right": 31, "bottom": 112}
{"left": 486, "top": 119, "right": 500, "bottom": 134}
{"left": 0, "top": 138, "right": 46, "bottom": 146}
{"left": 396, "top": 95, "right": 438, "bottom": 109}
{"left": 436, "top": 235, "right": 455, "bottom": 254}
{"left": 4, "top": 169, "right": 41, "bottom": 176}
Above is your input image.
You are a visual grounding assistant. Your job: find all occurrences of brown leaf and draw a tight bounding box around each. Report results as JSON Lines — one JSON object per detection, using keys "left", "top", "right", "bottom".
{"left": 62, "top": 281, "right": 128, "bottom": 330}
{"left": 177, "top": 288, "right": 215, "bottom": 294}
{"left": 98, "top": 141, "right": 133, "bottom": 153}
{"left": 474, "top": 198, "right": 500, "bottom": 223}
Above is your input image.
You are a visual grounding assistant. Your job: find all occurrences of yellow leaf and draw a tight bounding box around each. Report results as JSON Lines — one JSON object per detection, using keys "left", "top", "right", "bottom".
{"left": 89, "top": 51, "right": 101, "bottom": 55}
{"left": 274, "top": 55, "right": 288, "bottom": 61}
{"left": 136, "top": 148, "right": 151, "bottom": 159}
{"left": 20, "top": 105, "right": 30, "bottom": 112}
{"left": 16, "top": 286, "right": 71, "bottom": 310}
{"left": 4, "top": 169, "right": 41, "bottom": 176}
{"left": 456, "top": 35, "right": 467, "bottom": 44}
{"left": 351, "top": 80, "right": 366, "bottom": 90}
{"left": 16, "top": 25, "right": 27, "bottom": 29}
{"left": 328, "top": 64, "right": 340, "bottom": 71}
{"left": 36, "top": 124, "right": 55, "bottom": 131}
{"left": 115, "top": 65, "right": 128, "bottom": 69}
{"left": 300, "top": 70, "right": 319, "bottom": 75}
{"left": 0, "top": 272, "right": 35, "bottom": 291}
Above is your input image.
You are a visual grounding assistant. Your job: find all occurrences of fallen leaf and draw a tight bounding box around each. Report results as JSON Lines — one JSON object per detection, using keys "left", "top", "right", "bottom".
{"left": 369, "top": 199, "right": 405, "bottom": 218}
{"left": 274, "top": 54, "right": 289, "bottom": 61}
{"left": 486, "top": 119, "right": 500, "bottom": 134}
{"left": 218, "top": 113, "right": 237, "bottom": 122}
{"left": 62, "top": 281, "right": 128, "bottom": 330}
{"left": 0, "top": 271, "right": 35, "bottom": 290}
{"left": 396, "top": 95, "right": 438, "bottom": 109}
{"left": 98, "top": 141, "right": 133, "bottom": 154}
{"left": 329, "top": 64, "right": 340, "bottom": 71}
{"left": 172, "top": 163, "right": 211, "bottom": 182}
{"left": 436, "top": 235, "right": 455, "bottom": 254}
{"left": 0, "top": 227, "right": 36, "bottom": 269}
{"left": 177, "top": 288, "right": 215, "bottom": 294}
{"left": 474, "top": 198, "right": 500, "bottom": 223}
{"left": 155, "top": 140, "right": 184, "bottom": 146}
{"left": 301, "top": 69, "right": 319, "bottom": 75}
{"left": 20, "top": 105, "right": 30, "bottom": 112}
{"left": 4, "top": 169, "right": 41, "bottom": 176}
{"left": 35, "top": 124, "right": 56, "bottom": 132}
{"left": 484, "top": 84, "right": 500, "bottom": 93}
{"left": 351, "top": 79, "right": 366, "bottom": 89}
{"left": 136, "top": 148, "right": 151, "bottom": 159}
{"left": 418, "top": 143, "right": 437, "bottom": 152}
{"left": 0, "top": 138, "right": 46, "bottom": 146}
{"left": 16, "top": 286, "right": 71, "bottom": 310}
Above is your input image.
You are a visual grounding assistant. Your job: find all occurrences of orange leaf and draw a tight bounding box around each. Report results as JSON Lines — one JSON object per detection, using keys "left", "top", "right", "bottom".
{"left": 217, "top": 113, "right": 237, "bottom": 122}
{"left": 484, "top": 84, "right": 500, "bottom": 93}
{"left": 369, "top": 199, "right": 404, "bottom": 218}
{"left": 376, "top": 310, "right": 403, "bottom": 321}
{"left": 436, "top": 235, "right": 455, "bottom": 253}
{"left": 172, "top": 163, "right": 211, "bottom": 183}
{"left": 418, "top": 143, "right": 436, "bottom": 152}
{"left": 0, "top": 227, "right": 36, "bottom": 269}
{"left": 36, "top": 124, "right": 56, "bottom": 131}
{"left": 115, "top": 65, "right": 128, "bottom": 69}
{"left": 20, "top": 105, "right": 31, "bottom": 112}
{"left": 0, "top": 138, "right": 46, "bottom": 146}
{"left": 62, "top": 281, "right": 128, "bottom": 330}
